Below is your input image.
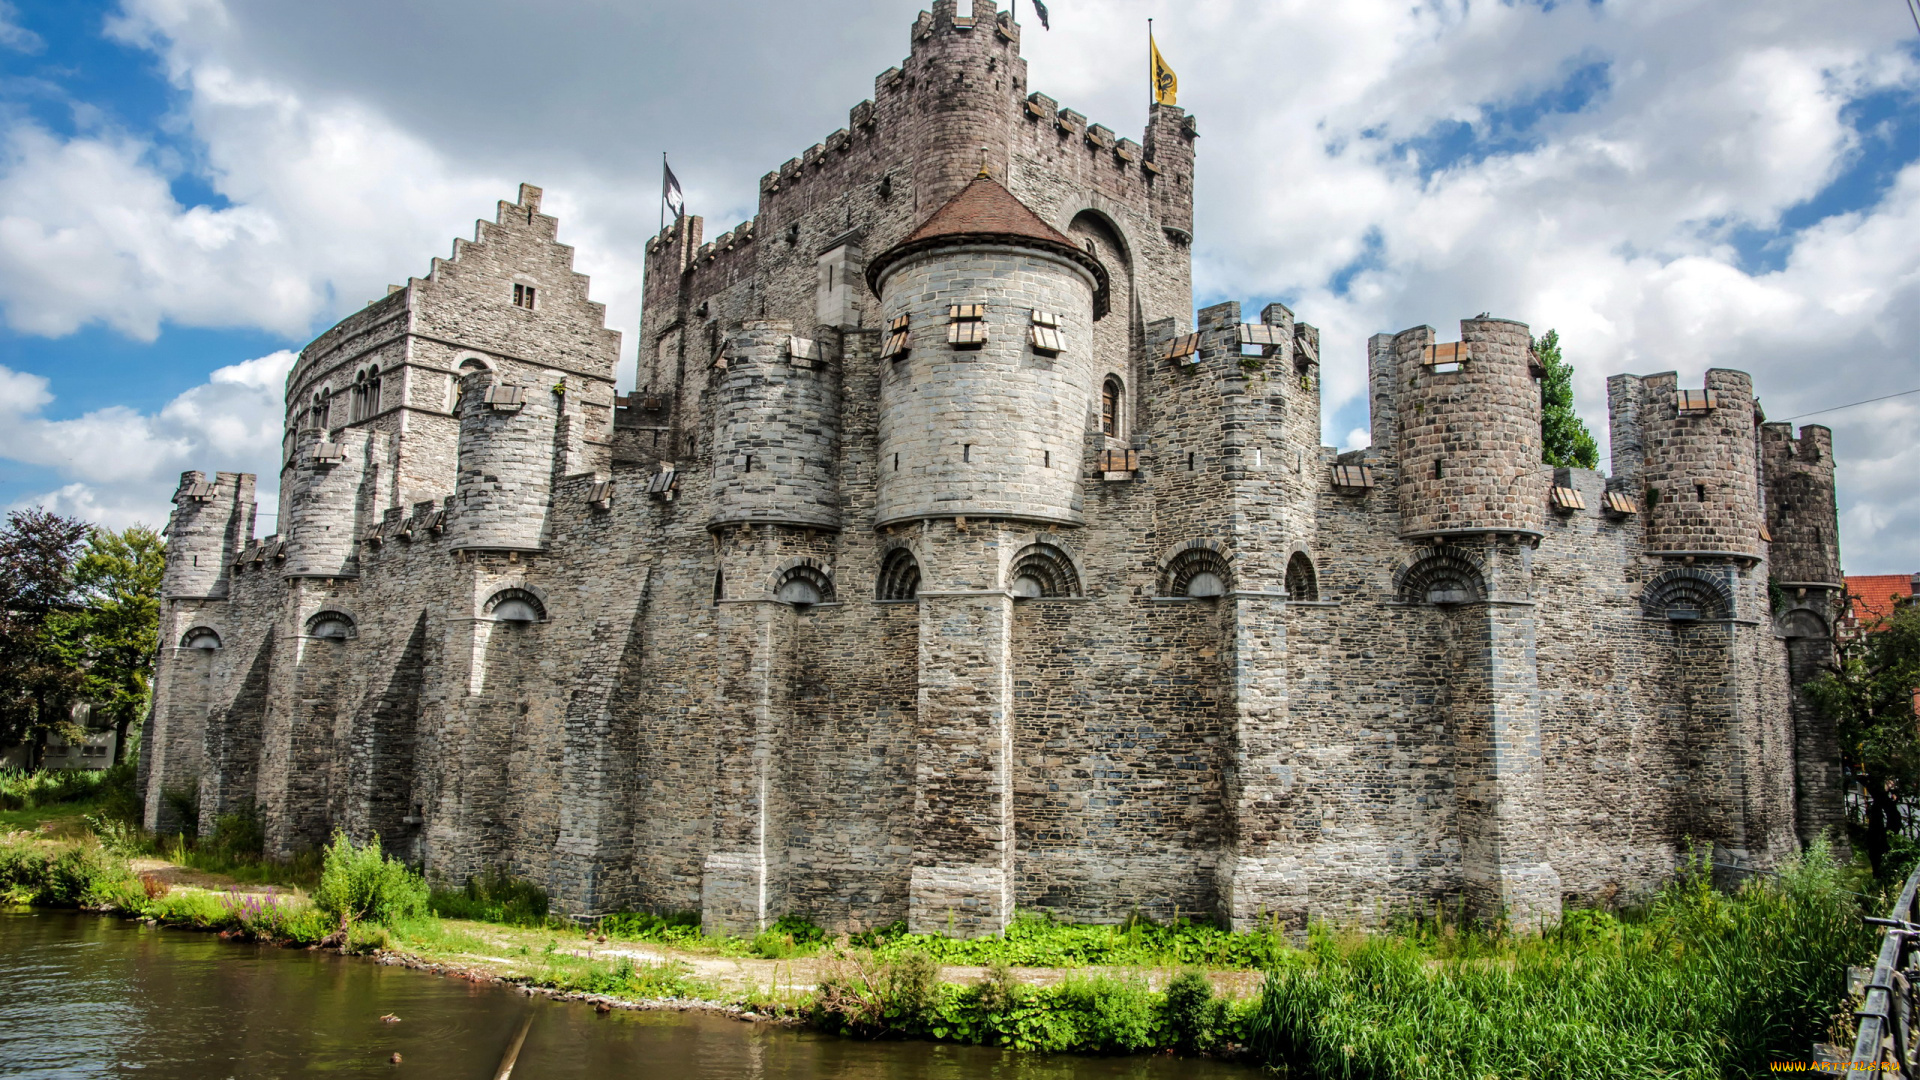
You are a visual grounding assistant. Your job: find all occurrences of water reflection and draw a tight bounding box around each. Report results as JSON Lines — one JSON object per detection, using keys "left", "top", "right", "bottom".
{"left": 0, "top": 912, "right": 1256, "bottom": 1079}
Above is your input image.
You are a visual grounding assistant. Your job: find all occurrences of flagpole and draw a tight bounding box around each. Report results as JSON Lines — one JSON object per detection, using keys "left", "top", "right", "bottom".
{"left": 660, "top": 152, "right": 666, "bottom": 233}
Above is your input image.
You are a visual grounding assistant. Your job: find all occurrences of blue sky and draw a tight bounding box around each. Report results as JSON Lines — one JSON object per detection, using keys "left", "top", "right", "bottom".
{"left": 0, "top": 0, "right": 1916, "bottom": 572}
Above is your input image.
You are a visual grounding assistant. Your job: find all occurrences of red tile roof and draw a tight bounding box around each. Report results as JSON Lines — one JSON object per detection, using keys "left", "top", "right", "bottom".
{"left": 1844, "top": 574, "right": 1916, "bottom": 628}
{"left": 866, "top": 176, "right": 1110, "bottom": 314}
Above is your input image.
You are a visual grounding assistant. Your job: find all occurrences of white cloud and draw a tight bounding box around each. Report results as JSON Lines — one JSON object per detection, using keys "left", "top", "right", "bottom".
{"left": 0, "top": 2, "right": 42, "bottom": 53}
{"left": 2, "top": 351, "right": 292, "bottom": 530}
{"left": 0, "top": 0, "right": 1915, "bottom": 571}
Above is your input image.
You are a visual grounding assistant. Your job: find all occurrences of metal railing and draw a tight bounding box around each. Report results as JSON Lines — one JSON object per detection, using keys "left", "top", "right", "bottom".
{"left": 1852, "top": 867, "right": 1920, "bottom": 1074}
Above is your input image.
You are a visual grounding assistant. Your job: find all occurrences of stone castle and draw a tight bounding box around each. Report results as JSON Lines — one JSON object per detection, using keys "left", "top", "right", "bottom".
{"left": 142, "top": 0, "right": 1848, "bottom": 935}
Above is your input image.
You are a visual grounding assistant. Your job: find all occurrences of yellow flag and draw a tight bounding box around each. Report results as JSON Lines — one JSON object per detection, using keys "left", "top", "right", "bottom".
{"left": 1150, "top": 32, "right": 1178, "bottom": 106}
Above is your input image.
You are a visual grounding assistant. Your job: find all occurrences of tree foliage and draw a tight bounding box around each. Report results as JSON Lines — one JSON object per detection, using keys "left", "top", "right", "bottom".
{"left": 0, "top": 512, "right": 164, "bottom": 768}
{"left": 1534, "top": 330, "right": 1600, "bottom": 469}
{"left": 53, "top": 525, "right": 166, "bottom": 762}
{"left": 1806, "top": 603, "right": 1920, "bottom": 879}
{"left": 0, "top": 510, "right": 92, "bottom": 759}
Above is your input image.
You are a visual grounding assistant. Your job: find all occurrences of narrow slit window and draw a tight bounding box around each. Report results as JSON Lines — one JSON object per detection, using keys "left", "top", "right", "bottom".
{"left": 1696, "top": 483, "right": 1707, "bottom": 502}
{"left": 963, "top": 444, "right": 971, "bottom": 462}
{"left": 1187, "top": 452, "right": 1195, "bottom": 471}
{"left": 893, "top": 453, "right": 900, "bottom": 472}
{"left": 513, "top": 283, "right": 537, "bottom": 309}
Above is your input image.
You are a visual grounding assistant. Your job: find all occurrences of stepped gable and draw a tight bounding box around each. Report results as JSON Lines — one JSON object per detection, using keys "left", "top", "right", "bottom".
{"left": 865, "top": 174, "right": 1110, "bottom": 314}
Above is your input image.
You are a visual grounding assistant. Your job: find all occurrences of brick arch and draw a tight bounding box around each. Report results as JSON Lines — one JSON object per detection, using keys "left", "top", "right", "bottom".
{"left": 766, "top": 556, "right": 835, "bottom": 604}
{"left": 482, "top": 587, "right": 548, "bottom": 621}
{"left": 1285, "top": 551, "right": 1319, "bottom": 602}
{"left": 1157, "top": 538, "right": 1235, "bottom": 597}
{"left": 476, "top": 578, "right": 550, "bottom": 618}
{"left": 1394, "top": 547, "right": 1488, "bottom": 605}
{"left": 304, "top": 608, "right": 358, "bottom": 640}
{"left": 876, "top": 540, "right": 924, "bottom": 601}
{"left": 1779, "top": 607, "right": 1830, "bottom": 639}
{"left": 1006, "top": 542, "right": 1082, "bottom": 598}
{"left": 1640, "top": 567, "right": 1734, "bottom": 620}
{"left": 179, "top": 625, "right": 225, "bottom": 650}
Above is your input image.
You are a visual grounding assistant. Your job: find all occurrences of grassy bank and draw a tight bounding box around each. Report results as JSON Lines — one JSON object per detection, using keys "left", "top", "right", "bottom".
{"left": 0, "top": 814, "right": 1875, "bottom": 1073}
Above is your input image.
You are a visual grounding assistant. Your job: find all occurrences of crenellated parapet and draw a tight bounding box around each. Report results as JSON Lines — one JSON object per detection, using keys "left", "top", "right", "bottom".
{"left": 1610, "top": 370, "right": 1764, "bottom": 559}
{"left": 1390, "top": 317, "right": 1548, "bottom": 539}
{"left": 161, "top": 471, "right": 256, "bottom": 600}
{"left": 1761, "top": 422, "right": 1842, "bottom": 587}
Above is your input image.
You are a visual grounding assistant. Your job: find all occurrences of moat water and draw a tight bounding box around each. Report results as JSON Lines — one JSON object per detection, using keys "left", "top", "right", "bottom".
{"left": 0, "top": 911, "right": 1258, "bottom": 1079}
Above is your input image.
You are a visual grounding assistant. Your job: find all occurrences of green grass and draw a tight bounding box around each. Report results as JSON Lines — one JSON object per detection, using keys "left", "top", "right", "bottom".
{"left": 1248, "top": 842, "right": 1872, "bottom": 1079}
{"left": 850, "top": 909, "right": 1291, "bottom": 970}
{"left": 0, "top": 765, "right": 123, "bottom": 811}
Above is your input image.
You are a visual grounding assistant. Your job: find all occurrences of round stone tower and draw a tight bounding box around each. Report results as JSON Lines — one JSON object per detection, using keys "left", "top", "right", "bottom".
{"left": 446, "top": 369, "right": 558, "bottom": 553}
{"left": 280, "top": 428, "right": 368, "bottom": 578}
{"left": 161, "top": 470, "right": 252, "bottom": 599}
{"left": 905, "top": 0, "right": 1024, "bottom": 217}
{"left": 709, "top": 320, "right": 842, "bottom": 531}
{"left": 1394, "top": 317, "right": 1548, "bottom": 538}
{"left": 866, "top": 174, "right": 1109, "bottom": 529}
{"left": 1637, "top": 370, "right": 1763, "bottom": 558}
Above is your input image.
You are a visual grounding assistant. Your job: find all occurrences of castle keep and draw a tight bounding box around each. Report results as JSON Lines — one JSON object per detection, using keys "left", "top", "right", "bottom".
{"left": 143, "top": 1, "right": 1847, "bottom": 935}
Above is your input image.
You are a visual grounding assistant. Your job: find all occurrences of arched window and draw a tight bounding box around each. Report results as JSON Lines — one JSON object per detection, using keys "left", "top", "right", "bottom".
{"left": 877, "top": 548, "right": 921, "bottom": 601}
{"left": 1640, "top": 568, "right": 1733, "bottom": 621}
{"left": 350, "top": 370, "right": 368, "bottom": 422}
{"left": 1285, "top": 552, "right": 1319, "bottom": 601}
{"left": 307, "top": 611, "right": 356, "bottom": 641}
{"left": 484, "top": 588, "right": 548, "bottom": 623}
{"left": 713, "top": 568, "right": 725, "bottom": 604}
{"left": 1164, "top": 545, "right": 1233, "bottom": 598}
{"left": 367, "top": 366, "right": 382, "bottom": 417}
{"left": 1008, "top": 543, "right": 1081, "bottom": 598}
{"left": 1101, "top": 376, "right": 1124, "bottom": 439}
{"left": 181, "top": 628, "right": 222, "bottom": 650}
{"left": 774, "top": 564, "right": 834, "bottom": 607}
{"left": 1395, "top": 549, "right": 1487, "bottom": 606}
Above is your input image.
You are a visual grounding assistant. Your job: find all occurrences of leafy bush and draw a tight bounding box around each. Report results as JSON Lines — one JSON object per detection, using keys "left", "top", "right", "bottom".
{"left": 1247, "top": 841, "right": 1872, "bottom": 1079}
{"left": 312, "top": 831, "right": 428, "bottom": 928}
{"left": 536, "top": 955, "right": 702, "bottom": 999}
{"left": 429, "top": 866, "right": 551, "bottom": 926}
{"left": 752, "top": 913, "right": 829, "bottom": 958}
{"left": 1164, "top": 970, "right": 1228, "bottom": 1054}
{"left": 595, "top": 910, "right": 709, "bottom": 947}
{"left": 0, "top": 833, "right": 138, "bottom": 907}
{"left": 0, "top": 766, "right": 120, "bottom": 812}
{"left": 865, "top": 908, "right": 1290, "bottom": 970}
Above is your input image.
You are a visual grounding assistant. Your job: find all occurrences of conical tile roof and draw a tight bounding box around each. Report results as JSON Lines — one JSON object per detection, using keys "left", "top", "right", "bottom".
{"left": 866, "top": 175, "right": 1110, "bottom": 314}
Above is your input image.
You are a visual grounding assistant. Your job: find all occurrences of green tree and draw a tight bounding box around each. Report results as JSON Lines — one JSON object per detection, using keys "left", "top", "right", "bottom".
{"left": 1534, "top": 330, "right": 1600, "bottom": 469}
{"left": 1806, "top": 603, "right": 1920, "bottom": 879}
{"left": 54, "top": 525, "right": 165, "bottom": 765}
{"left": 0, "top": 509, "right": 91, "bottom": 766}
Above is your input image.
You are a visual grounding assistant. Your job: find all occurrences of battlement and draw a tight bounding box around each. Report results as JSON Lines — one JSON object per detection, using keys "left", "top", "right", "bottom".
{"left": 161, "top": 471, "right": 256, "bottom": 600}
{"left": 1609, "top": 369, "right": 1763, "bottom": 559}
{"left": 1761, "top": 422, "right": 1842, "bottom": 586}
{"left": 1381, "top": 316, "right": 1547, "bottom": 539}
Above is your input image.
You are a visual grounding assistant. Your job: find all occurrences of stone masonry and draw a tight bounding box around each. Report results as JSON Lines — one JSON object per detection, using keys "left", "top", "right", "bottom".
{"left": 144, "top": 0, "right": 1847, "bottom": 935}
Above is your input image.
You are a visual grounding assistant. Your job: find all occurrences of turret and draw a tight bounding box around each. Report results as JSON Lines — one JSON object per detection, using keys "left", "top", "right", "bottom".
{"left": 867, "top": 175, "right": 1108, "bottom": 528}
{"left": 1610, "top": 370, "right": 1763, "bottom": 558}
{"left": 1392, "top": 317, "right": 1547, "bottom": 539}
{"left": 1761, "top": 423, "right": 1842, "bottom": 586}
{"left": 280, "top": 429, "right": 373, "bottom": 578}
{"left": 446, "top": 368, "right": 558, "bottom": 552}
{"left": 905, "top": 0, "right": 1023, "bottom": 216}
{"left": 709, "top": 321, "right": 842, "bottom": 531}
{"left": 161, "top": 471, "right": 254, "bottom": 599}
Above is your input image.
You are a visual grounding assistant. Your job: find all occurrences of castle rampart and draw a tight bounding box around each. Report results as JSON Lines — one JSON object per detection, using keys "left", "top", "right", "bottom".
{"left": 142, "top": 5, "right": 1840, "bottom": 938}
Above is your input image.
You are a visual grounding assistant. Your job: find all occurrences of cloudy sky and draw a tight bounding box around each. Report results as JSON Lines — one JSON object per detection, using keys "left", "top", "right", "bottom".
{"left": 0, "top": 0, "right": 1915, "bottom": 571}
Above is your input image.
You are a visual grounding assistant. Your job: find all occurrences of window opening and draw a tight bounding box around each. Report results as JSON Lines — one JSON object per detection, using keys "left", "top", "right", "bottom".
{"left": 948, "top": 303, "right": 988, "bottom": 348}
{"left": 1029, "top": 309, "right": 1063, "bottom": 354}
{"left": 1696, "top": 484, "right": 1707, "bottom": 502}
{"left": 893, "top": 453, "right": 899, "bottom": 472}
{"left": 1285, "top": 553, "right": 1319, "bottom": 601}
{"left": 1187, "top": 452, "right": 1195, "bottom": 471}
{"left": 1101, "top": 376, "right": 1123, "bottom": 437}
{"left": 963, "top": 444, "right": 971, "bottom": 462}
{"left": 1044, "top": 450, "right": 1051, "bottom": 468}
{"left": 513, "top": 283, "right": 537, "bottom": 309}
{"left": 877, "top": 548, "right": 922, "bottom": 601}
{"left": 882, "top": 314, "right": 912, "bottom": 361}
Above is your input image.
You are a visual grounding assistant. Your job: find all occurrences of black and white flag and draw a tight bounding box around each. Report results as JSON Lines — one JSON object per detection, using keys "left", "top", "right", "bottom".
{"left": 662, "top": 157, "right": 685, "bottom": 220}
{"left": 1031, "top": 0, "right": 1049, "bottom": 29}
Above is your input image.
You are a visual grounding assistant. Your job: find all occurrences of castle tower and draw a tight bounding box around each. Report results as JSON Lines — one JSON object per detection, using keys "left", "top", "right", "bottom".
{"left": 867, "top": 175, "right": 1109, "bottom": 529}
{"left": 280, "top": 429, "right": 373, "bottom": 578}
{"left": 1610, "top": 370, "right": 1763, "bottom": 558}
{"left": 161, "top": 471, "right": 254, "bottom": 599}
{"left": 1393, "top": 317, "right": 1548, "bottom": 539}
{"left": 904, "top": 0, "right": 1024, "bottom": 217}
{"left": 709, "top": 321, "right": 842, "bottom": 531}
{"left": 446, "top": 369, "right": 560, "bottom": 552}
{"left": 1761, "top": 423, "right": 1842, "bottom": 588}
{"left": 1760, "top": 421, "right": 1847, "bottom": 853}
